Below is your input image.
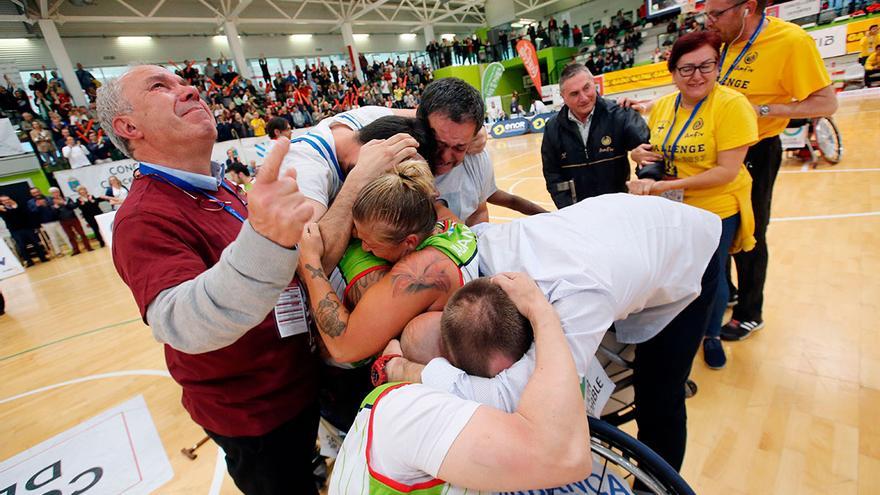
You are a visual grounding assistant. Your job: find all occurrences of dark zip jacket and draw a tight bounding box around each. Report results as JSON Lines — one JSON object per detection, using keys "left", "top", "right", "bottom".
{"left": 541, "top": 97, "right": 648, "bottom": 208}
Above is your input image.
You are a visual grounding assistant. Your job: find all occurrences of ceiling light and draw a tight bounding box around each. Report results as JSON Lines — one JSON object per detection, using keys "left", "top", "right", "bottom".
{"left": 399, "top": 33, "right": 417, "bottom": 40}
{"left": 117, "top": 36, "right": 152, "bottom": 45}
{"left": 353, "top": 34, "right": 370, "bottom": 41}
{"left": 290, "top": 34, "right": 313, "bottom": 41}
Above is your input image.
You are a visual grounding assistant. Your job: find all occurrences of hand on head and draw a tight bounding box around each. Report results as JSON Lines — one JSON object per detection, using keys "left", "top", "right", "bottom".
{"left": 491, "top": 272, "right": 549, "bottom": 322}
{"left": 353, "top": 133, "right": 419, "bottom": 181}
{"left": 247, "top": 139, "right": 313, "bottom": 248}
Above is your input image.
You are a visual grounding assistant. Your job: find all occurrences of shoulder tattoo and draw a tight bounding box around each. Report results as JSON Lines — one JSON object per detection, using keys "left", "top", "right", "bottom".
{"left": 389, "top": 252, "right": 454, "bottom": 297}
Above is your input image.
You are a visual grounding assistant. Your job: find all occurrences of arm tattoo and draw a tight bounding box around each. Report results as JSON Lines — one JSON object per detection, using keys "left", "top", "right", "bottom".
{"left": 389, "top": 254, "right": 453, "bottom": 297}
{"left": 345, "top": 268, "right": 388, "bottom": 308}
{"left": 303, "top": 263, "right": 326, "bottom": 280}
{"left": 316, "top": 292, "right": 349, "bottom": 338}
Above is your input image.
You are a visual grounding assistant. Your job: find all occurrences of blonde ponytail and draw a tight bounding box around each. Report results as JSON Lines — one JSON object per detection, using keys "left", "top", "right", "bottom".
{"left": 353, "top": 159, "right": 438, "bottom": 243}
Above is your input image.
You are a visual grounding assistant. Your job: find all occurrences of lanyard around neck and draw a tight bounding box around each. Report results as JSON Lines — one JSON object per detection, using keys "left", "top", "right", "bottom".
{"left": 661, "top": 93, "right": 707, "bottom": 171}
{"left": 718, "top": 13, "right": 766, "bottom": 85}
{"left": 137, "top": 163, "right": 247, "bottom": 223}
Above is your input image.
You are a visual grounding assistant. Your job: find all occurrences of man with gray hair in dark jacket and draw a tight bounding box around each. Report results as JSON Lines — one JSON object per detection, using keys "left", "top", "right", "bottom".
{"left": 542, "top": 63, "right": 649, "bottom": 208}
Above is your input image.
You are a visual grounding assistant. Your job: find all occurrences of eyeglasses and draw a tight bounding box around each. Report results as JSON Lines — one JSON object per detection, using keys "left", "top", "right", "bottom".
{"left": 705, "top": 0, "right": 749, "bottom": 20}
{"left": 674, "top": 60, "right": 718, "bottom": 77}
{"left": 136, "top": 171, "right": 240, "bottom": 212}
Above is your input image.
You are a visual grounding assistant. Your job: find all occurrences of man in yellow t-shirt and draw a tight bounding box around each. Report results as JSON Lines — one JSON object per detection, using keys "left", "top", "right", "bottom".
{"left": 704, "top": 0, "right": 838, "bottom": 340}
{"left": 859, "top": 24, "right": 878, "bottom": 65}
{"left": 250, "top": 114, "right": 267, "bottom": 137}
{"left": 865, "top": 44, "right": 880, "bottom": 87}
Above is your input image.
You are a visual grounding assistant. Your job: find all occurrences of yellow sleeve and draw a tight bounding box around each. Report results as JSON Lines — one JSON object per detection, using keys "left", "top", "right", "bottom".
{"left": 782, "top": 29, "right": 832, "bottom": 101}
{"left": 714, "top": 93, "right": 759, "bottom": 151}
{"left": 868, "top": 55, "right": 879, "bottom": 71}
{"left": 862, "top": 36, "right": 871, "bottom": 56}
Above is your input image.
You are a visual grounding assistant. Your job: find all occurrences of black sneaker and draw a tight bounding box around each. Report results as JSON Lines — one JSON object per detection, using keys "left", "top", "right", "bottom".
{"left": 720, "top": 319, "right": 764, "bottom": 341}
{"left": 727, "top": 292, "right": 739, "bottom": 307}
{"left": 703, "top": 338, "right": 726, "bottom": 369}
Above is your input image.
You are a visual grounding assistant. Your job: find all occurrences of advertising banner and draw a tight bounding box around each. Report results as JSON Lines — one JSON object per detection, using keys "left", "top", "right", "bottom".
{"left": 0, "top": 239, "right": 24, "bottom": 280}
{"left": 528, "top": 112, "right": 557, "bottom": 133}
{"left": 765, "top": 0, "right": 820, "bottom": 20}
{"left": 54, "top": 160, "right": 138, "bottom": 199}
{"left": 481, "top": 62, "right": 505, "bottom": 99}
{"left": 846, "top": 17, "right": 879, "bottom": 54}
{"left": 516, "top": 39, "right": 543, "bottom": 98}
{"left": 809, "top": 24, "right": 848, "bottom": 58}
{"left": 489, "top": 118, "right": 531, "bottom": 139}
{"left": 601, "top": 61, "right": 672, "bottom": 95}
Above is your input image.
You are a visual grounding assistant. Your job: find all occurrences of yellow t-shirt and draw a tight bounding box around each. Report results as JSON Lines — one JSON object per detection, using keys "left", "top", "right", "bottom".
{"left": 867, "top": 52, "right": 880, "bottom": 71}
{"left": 718, "top": 16, "right": 831, "bottom": 140}
{"left": 861, "top": 33, "right": 878, "bottom": 57}
{"left": 648, "top": 84, "right": 758, "bottom": 253}
{"left": 251, "top": 118, "right": 267, "bottom": 137}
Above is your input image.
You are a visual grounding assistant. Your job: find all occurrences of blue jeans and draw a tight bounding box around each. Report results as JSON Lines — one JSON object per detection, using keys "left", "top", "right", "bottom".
{"left": 707, "top": 213, "right": 740, "bottom": 338}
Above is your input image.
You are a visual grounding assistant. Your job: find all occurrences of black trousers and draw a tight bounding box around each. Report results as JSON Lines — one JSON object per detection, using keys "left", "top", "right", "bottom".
{"left": 205, "top": 405, "right": 319, "bottom": 495}
{"left": 731, "top": 136, "right": 782, "bottom": 322}
{"left": 83, "top": 215, "right": 105, "bottom": 247}
{"left": 10, "top": 228, "right": 48, "bottom": 263}
{"left": 634, "top": 251, "right": 720, "bottom": 471}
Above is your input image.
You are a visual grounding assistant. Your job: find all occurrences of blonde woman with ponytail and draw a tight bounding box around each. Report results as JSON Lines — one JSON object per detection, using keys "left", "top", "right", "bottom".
{"left": 297, "top": 159, "right": 479, "bottom": 364}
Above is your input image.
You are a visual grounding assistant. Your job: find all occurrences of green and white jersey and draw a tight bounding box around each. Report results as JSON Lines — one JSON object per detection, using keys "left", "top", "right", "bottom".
{"left": 417, "top": 220, "right": 479, "bottom": 285}
{"left": 327, "top": 382, "right": 485, "bottom": 495}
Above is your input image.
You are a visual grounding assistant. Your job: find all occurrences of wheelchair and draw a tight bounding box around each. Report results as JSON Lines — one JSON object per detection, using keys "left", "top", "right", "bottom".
{"left": 782, "top": 117, "right": 843, "bottom": 167}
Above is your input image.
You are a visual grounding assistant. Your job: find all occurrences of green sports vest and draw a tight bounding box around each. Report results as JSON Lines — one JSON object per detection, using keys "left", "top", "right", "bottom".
{"left": 337, "top": 239, "right": 391, "bottom": 304}
{"left": 417, "top": 221, "right": 479, "bottom": 285}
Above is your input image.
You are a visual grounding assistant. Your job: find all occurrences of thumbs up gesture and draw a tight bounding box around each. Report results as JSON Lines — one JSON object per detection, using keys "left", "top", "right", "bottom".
{"left": 247, "top": 139, "right": 313, "bottom": 248}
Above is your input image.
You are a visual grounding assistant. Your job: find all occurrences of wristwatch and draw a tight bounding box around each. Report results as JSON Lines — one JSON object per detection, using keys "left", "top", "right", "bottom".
{"left": 371, "top": 354, "right": 402, "bottom": 387}
{"left": 758, "top": 104, "right": 771, "bottom": 117}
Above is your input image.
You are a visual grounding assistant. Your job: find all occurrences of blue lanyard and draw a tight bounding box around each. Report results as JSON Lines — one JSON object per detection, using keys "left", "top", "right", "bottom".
{"left": 718, "top": 13, "right": 766, "bottom": 85}
{"left": 661, "top": 94, "right": 707, "bottom": 171}
{"left": 290, "top": 133, "right": 345, "bottom": 184}
{"left": 138, "top": 163, "right": 247, "bottom": 223}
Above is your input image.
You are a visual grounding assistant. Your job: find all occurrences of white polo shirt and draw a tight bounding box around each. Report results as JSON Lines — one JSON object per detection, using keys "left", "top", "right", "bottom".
{"left": 422, "top": 193, "right": 721, "bottom": 412}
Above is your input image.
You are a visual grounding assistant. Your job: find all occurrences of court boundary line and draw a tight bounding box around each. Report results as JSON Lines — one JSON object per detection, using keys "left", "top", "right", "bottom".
{"left": 770, "top": 211, "right": 880, "bottom": 222}
{"left": 779, "top": 167, "right": 880, "bottom": 174}
{"left": 0, "top": 369, "right": 172, "bottom": 405}
{"left": 208, "top": 447, "right": 226, "bottom": 495}
{"left": 0, "top": 317, "right": 141, "bottom": 363}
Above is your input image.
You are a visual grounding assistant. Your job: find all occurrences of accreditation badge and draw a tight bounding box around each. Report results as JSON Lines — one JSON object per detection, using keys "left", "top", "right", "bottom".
{"left": 275, "top": 277, "right": 310, "bottom": 338}
{"left": 661, "top": 188, "right": 684, "bottom": 203}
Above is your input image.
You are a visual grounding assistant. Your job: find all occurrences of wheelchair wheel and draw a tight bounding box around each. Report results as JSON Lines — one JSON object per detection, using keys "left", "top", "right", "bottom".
{"left": 589, "top": 416, "right": 696, "bottom": 495}
{"left": 813, "top": 117, "right": 843, "bottom": 164}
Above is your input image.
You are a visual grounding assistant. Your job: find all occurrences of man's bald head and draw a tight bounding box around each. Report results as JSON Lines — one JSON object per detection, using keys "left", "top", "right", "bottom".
{"left": 441, "top": 278, "right": 534, "bottom": 378}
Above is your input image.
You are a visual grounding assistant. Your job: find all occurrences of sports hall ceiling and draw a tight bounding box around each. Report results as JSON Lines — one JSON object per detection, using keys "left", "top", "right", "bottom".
{"left": 0, "top": 0, "right": 573, "bottom": 37}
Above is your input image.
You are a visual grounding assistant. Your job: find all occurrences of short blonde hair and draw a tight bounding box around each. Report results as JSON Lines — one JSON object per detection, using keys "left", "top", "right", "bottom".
{"left": 352, "top": 159, "right": 437, "bottom": 244}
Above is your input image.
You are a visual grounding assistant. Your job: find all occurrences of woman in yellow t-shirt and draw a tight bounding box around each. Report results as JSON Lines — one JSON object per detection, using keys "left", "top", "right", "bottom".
{"left": 627, "top": 31, "right": 758, "bottom": 370}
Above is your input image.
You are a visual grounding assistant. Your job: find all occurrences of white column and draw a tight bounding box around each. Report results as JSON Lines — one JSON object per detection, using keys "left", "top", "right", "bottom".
{"left": 423, "top": 24, "right": 435, "bottom": 43}
{"left": 37, "top": 19, "right": 87, "bottom": 107}
{"left": 224, "top": 21, "right": 252, "bottom": 79}
{"left": 341, "top": 22, "right": 361, "bottom": 78}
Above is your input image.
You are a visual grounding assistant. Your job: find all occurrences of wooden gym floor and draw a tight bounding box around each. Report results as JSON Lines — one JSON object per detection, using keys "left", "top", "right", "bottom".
{"left": 1, "top": 94, "right": 878, "bottom": 494}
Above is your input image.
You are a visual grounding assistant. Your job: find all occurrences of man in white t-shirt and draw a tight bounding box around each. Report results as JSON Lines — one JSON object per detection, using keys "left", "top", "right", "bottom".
{"left": 329, "top": 273, "right": 593, "bottom": 494}
{"left": 435, "top": 149, "right": 548, "bottom": 225}
{"left": 387, "top": 194, "right": 722, "bottom": 472}
{"left": 61, "top": 136, "right": 93, "bottom": 168}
